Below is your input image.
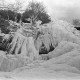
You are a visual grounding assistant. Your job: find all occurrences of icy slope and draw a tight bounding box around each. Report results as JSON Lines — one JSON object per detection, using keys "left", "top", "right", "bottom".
{"left": 9, "top": 41, "right": 80, "bottom": 79}
{"left": 0, "top": 42, "right": 80, "bottom": 79}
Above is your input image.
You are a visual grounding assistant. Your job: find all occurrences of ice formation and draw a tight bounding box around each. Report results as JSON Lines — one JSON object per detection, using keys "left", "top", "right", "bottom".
{"left": 35, "top": 20, "right": 80, "bottom": 55}
{"left": 1, "top": 20, "right": 80, "bottom": 80}
{"left": 8, "top": 31, "right": 39, "bottom": 60}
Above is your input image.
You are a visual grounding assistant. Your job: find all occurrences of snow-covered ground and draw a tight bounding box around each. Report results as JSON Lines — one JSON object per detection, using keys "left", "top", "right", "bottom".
{"left": 0, "top": 60, "right": 80, "bottom": 80}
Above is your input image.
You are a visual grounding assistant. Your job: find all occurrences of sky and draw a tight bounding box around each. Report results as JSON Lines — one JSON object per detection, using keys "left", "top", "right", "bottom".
{"left": 1, "top": 0, "right": 80, "bottom": 23}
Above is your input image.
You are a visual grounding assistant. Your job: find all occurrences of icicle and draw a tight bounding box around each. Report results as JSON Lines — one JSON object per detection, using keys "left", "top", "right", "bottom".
{"left": 20, "top": 37, "right": 28, "bottom": 57}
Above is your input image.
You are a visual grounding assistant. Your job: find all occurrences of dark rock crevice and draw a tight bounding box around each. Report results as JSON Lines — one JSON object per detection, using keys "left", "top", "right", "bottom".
{"left": 39, "top": 42, "right": 54, "bottom": 55}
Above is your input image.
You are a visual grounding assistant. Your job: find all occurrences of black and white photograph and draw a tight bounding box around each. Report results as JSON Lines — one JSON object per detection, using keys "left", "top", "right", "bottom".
{"left": 0, "top": 0, "right": 80, "bottom": 80}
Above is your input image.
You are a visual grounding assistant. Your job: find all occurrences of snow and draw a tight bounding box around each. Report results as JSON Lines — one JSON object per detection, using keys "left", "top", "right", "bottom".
{"left": 2, "top": 47, "right": 80, "bottom": 79}
{"left": 0, "top": 20, "right": 80, "bottom": 80}
{"left": 48, "top": 41, "right": 80, "bottom": 58}
{"left": 8, "top": 31, "right": 39, "bottom": 60}
{"left": 27, "top": 37, "right": 39, "bottom": 60}
{"left": 35, "top": 20, "right": 80, "bottom": 54}
{"left": 35, "top": 33, "right": 53, "bottom": 52}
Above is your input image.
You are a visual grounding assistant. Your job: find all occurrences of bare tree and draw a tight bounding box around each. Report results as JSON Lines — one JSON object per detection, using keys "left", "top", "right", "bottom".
{"left": 22, "top": 1, "right": 51, "bottom": 26}
{"left": 7, "top": 0, "right": 22, "bottom": 22}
